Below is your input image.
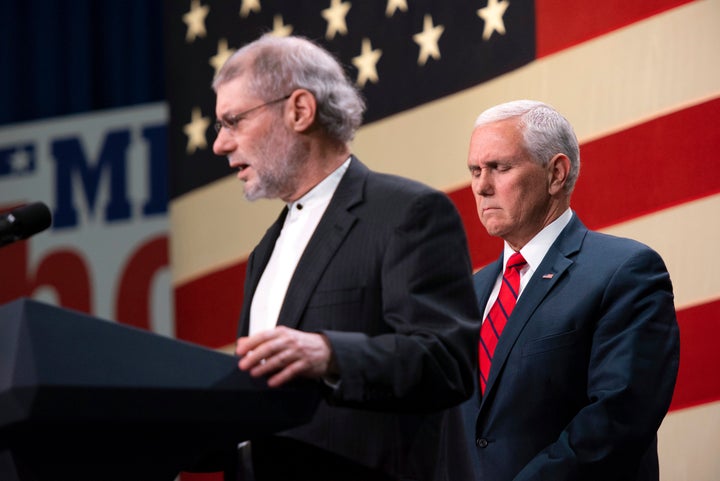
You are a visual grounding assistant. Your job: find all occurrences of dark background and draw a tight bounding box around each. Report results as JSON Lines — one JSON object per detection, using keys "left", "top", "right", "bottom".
{"left": 0, "top": 0, "right": 165, "bottom": 126}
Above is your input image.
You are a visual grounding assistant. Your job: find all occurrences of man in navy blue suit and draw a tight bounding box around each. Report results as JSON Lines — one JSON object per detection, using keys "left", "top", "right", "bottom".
{"left": 463, "top": 100, "right": 680, "bottom": 480}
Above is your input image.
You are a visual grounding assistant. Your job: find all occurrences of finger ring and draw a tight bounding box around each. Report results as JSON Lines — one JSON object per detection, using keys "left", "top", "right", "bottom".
{"left": 260, "top": 358, "right": 267, "bottom": 365}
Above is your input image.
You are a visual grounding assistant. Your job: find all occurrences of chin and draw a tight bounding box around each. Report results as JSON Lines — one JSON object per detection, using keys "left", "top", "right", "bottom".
{"left": 483, "top": 224, "right": 506, "bottom": 239}
{"left": 244, "top": 188, "right": 262, "bottom": 202}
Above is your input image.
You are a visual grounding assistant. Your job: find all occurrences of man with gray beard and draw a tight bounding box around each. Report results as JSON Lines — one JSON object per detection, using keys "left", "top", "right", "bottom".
{"left": 212, "top": 34, "right": 481, "bottom": 481}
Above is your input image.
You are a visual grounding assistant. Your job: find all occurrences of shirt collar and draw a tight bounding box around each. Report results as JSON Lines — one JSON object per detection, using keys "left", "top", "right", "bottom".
{"left": 503, "top": 208, "right": 573, "bottom": 272}
{"left": 286, "top": 156, "right": 352, "bottom": 214}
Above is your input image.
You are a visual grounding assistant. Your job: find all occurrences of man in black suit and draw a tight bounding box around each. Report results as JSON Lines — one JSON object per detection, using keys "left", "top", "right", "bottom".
{"left": 462, "top": 99, "right": 680, "bottom": 480}
{"left": 212, "top": 34, "right": 481, "bottom": 481}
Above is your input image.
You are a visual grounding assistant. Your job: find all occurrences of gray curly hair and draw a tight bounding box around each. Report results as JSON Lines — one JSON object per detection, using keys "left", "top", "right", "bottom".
{"left": 213, "top": 34, "right": 365, "bottom": 144}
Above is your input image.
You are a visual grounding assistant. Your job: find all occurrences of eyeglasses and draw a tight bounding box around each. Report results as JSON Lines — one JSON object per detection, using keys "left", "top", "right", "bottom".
{"left": 214, "top": 94, "right": 291, "bottom": 133}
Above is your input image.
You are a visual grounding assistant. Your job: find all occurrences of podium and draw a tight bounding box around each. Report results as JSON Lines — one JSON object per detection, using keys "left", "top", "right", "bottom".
{"left": 0, "top": 298, "right": 321, "bottom": 481}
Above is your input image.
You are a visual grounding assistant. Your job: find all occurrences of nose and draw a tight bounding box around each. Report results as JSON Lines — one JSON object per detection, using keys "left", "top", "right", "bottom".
{"left": 213, "top": 128, "right": 235, "bottom": 156}
{"left": 473, "top": 169, "right": 493, "bottom": 197}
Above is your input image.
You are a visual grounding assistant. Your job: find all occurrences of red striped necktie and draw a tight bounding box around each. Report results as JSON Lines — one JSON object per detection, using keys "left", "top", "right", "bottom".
{"left": 479, "top": 252, "right": 527, "bottom": 394}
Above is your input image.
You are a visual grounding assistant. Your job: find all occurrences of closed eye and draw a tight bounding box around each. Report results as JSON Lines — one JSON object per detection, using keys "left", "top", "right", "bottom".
{"left": 469, "top": 161, "right": 512, "bottom": 177}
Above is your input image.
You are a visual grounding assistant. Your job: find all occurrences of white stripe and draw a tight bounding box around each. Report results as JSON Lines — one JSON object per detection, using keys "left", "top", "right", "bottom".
{"left": 600, "top": 193, "right": 720, "bottom": 310}
{"left": 659, "top": 401, "right": 720, "bottom": 481}
{"left": 169, "top": 180, "right": 284, "bottom": 284}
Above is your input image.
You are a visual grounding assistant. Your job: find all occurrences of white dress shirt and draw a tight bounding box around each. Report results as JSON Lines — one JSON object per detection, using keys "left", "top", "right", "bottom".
{"left": 482, "top": 208, "right": 574, "bottom": 320}
{"left": 249, "top": 158, "right": 351, "bottom": 335}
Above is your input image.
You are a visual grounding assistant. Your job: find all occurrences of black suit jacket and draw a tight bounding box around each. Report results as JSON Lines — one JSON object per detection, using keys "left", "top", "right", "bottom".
{"left": 239, "top": 157, "right": 481, "bottom": 480}
{"left": 462, "top": 214, "right": 680, "bottom": 481}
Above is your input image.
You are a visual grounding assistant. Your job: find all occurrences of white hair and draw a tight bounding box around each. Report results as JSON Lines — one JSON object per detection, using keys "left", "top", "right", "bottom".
{"left": 475, "top": 100, "right": 580, "bottom": 193}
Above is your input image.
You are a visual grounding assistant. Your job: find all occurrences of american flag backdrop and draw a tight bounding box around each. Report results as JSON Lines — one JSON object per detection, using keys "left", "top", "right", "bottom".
{"left": 163, "top": 0, "right": 720, "bottom": 479}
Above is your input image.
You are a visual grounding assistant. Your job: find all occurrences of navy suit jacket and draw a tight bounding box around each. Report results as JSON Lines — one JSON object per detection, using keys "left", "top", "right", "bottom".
{"left": 463, "top": 214, "right": 679, "bottom": 481}
{"left": 239, "top": 157, "right": 481, "bottom": 480}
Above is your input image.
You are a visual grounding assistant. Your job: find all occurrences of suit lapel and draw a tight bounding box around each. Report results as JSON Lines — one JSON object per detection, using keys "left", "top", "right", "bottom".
{"left": 275, "top": 157, "right": 366, "bottom": 329}
{"left": 474, "top": 256, "right": 503, "bottom": 310}
{"left": 238, "top": 207, "right": 288, "bottom": 336}
{"left": 481, "top": 216, "right": 588, "bottom": 404}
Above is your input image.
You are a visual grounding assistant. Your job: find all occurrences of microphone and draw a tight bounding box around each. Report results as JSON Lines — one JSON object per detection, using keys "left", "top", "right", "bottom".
{"left": 0, "top": 202, "right": 53, "bottom": 247}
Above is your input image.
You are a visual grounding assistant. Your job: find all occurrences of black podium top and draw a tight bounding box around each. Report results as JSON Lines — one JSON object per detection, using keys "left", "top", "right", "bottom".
{"left": 0, "top": 298, "right": 321, "bottom": 480}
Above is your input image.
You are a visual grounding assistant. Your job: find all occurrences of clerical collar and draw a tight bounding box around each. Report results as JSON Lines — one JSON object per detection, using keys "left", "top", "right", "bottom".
{"left": 286, "top": 157, "right": 351, "bottom": 214}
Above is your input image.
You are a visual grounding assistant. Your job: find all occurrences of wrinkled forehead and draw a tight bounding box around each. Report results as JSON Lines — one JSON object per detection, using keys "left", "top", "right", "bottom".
{"left": 469, "top": 119, "right": 526, "bottom": 160}
{"left": 214, "top": 74, "right": 260, "bottom": 117}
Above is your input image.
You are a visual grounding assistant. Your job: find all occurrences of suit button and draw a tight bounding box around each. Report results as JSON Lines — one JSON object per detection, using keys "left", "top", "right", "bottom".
{"left": 476, "top": 438, "right": 488, "bottom": 448}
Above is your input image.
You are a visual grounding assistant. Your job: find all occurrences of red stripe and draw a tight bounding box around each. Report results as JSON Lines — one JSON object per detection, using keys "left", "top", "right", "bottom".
{"left": 115, "top": 235, "right": 168, "bottom": 331}
{"left": 670, "top": 300, "right": 720, "bottom": 411}
{"left": 174, "top": 262, "right": 246, "bottom": 347}
{"left": 572, "top": 98, "right": 720, "bottom": 230}
{"left": 535, "top": 0, "right": 693, "bottom": 57}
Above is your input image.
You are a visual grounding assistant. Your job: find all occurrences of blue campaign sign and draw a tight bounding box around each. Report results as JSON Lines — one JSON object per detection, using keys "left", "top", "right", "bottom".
{"left": 0, "top": 103, "right": 173, "bottom": 337}
{"left": 0, "top": 142, "right": 36, "bottom": 177}
{"left": 51, "top": 123, "right": 167, "bottom": 228}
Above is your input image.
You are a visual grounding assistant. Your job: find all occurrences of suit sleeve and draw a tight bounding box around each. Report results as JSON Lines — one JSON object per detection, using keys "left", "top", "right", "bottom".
{"left": 322, "top": 191, "right": 481, "bottom": 412}
{"left": 514, "top": 247, "right": 680, "bottom": 480}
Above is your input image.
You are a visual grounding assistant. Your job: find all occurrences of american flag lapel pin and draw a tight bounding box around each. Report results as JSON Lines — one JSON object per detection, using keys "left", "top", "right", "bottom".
{"left": 542, "top": 273, "right": 554, "bottom": 279}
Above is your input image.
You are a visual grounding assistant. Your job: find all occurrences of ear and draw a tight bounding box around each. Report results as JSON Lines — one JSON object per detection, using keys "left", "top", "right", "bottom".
{"left": 547, "top": 153, "right": 570, "bottom": 195}
{"left": 286, "top": 89, "right": 316, "bottom": 133}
